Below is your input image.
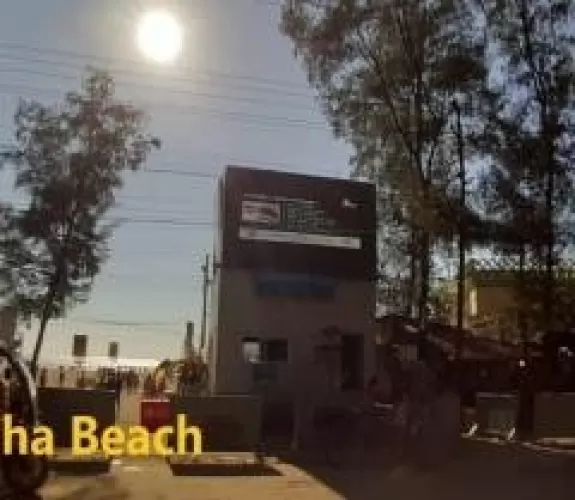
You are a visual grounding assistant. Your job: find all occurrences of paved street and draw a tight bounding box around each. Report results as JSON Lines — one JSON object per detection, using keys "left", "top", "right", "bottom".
{"left": 23, "top": 440, "right": 572, "bottom": 500}
{"left": 18, "top": 388, "right": 572, "bottom": 499}
{"left": 39, "top": 458, "right": 336, "bottom": 500}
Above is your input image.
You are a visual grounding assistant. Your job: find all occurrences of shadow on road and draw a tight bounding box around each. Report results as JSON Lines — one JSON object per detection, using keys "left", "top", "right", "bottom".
{"left": 49, "top": 460, "right": 111, "bottom": 476}
{"left": 0, "top": 493, "right": 41, "bottom": 500}
{"left": 279, "top": 439, "right": 575, "bottom": 500}
{"left": 46, "top": 476, "right": 129, "bottom": 500}
{"left": 0, "top": 476, "right": 129, "bottom": 500}
{"left": 167, "top": 456, "right": 282, "bottom": 477}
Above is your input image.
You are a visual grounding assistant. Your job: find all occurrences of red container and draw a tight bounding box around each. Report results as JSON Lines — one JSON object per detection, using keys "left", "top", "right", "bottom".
{"left": 140, "top": 398, "right": 172, "bottom": 433}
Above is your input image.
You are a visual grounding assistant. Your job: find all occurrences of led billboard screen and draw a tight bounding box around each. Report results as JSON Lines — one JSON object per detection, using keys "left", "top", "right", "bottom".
{"left": 220, "top": 166, "right": 376, "bottom": 280}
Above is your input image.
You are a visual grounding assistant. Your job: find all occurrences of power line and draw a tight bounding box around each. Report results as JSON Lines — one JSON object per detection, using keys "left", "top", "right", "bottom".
{"left": 108, "top": 216, "right": 214, "bottom": 227}
{"left": 101, "top": 274, "right": 204, "bottom": 289}
{"left": 143, "top": 167, "right": 217, "bottom": 178}
{"left": 0, "top": 41, "right": 312, "bottom": 94}
{"left": 0, "top": 61, "right": 316, "bottom": 108}
{"left": 53, "top": 317, "right": 185, "bottom": 335}
{"left": 70, "top": 319, "right": 180, "bottom": 327}
{"left": 112, "top": 205, "right": 210, "bottom": 217}
{"left": 142, "top": 166, "right": 343, "bottom": 179}
{"left": 0, "top": 81, "right": 326, "bottom": 131}
{"left": 10, "top": 207, "right": 381, "bottom": 233}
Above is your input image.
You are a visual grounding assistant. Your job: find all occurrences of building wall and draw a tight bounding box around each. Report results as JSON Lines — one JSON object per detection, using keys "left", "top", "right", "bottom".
{"left": 445, "top": 278, "right": 550, "bottom": 341}
{"left": 473, "top": 284, "right": 517, "bottom": 320}
{"left": 445, "top": 280, "right": 519, "bottom": 334}
{"left": 211, "top": 268, "right": 377, "bottom": 395}
{"left": 209, "top": 166, "right": 377, "bottom": 398}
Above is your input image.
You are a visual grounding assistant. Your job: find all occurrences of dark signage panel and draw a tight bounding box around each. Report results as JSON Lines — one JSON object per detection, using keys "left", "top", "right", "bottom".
{"left": 221, "top": 166, "right": 376, "bottom": 280}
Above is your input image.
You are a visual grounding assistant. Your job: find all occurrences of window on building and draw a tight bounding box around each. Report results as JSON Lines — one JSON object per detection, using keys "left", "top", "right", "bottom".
{"left": 241, "top": 337, "right": 288, "bottom": 363}
{"left": 263, "top": 339, "right": 288, "bottom": 363}
{"left": 341, "top": 335, "right": 363, "bottom": 391}
{"left": 242, "top": 337, "right": 261, "bottom": 364}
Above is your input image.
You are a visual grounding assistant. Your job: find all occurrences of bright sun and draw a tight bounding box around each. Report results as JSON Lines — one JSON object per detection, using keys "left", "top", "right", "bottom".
{"left": 136, "top": 9, "right": 183, "bottom": 64}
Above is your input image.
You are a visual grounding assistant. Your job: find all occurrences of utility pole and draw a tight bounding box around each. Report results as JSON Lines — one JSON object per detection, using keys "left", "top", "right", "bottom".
{"left": 454, "top": 99, "right": 466, "bottom": 359}
{"left": 200, "top": 254, "right": 210, "bottom": 352}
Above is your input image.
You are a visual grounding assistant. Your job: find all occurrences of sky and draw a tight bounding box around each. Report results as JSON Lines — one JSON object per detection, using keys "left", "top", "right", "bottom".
{"left": 0, "top": 0, "right": 353, "bottom": 363}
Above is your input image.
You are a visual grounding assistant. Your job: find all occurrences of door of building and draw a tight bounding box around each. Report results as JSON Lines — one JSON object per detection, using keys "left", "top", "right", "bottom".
{"left": 341, "top": 334, "right": 363, "bottom": 390}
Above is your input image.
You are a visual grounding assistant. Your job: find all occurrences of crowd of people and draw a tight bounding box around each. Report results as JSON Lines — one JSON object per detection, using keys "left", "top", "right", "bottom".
{"left": 33, "top": 362, "right": 200, "bottom": 398}
{"left": 36, "top": 365, "right": 154, "bottom": 393}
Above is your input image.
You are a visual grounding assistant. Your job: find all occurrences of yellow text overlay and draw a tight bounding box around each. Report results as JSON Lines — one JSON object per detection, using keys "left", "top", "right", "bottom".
{"left": 2, "top": 414, "right": 203, "bottom": 457}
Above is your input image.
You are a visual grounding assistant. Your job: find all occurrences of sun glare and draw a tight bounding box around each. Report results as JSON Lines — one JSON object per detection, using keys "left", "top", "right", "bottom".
{"left": 136, "top": 9, "right": 183, "bottom": 64}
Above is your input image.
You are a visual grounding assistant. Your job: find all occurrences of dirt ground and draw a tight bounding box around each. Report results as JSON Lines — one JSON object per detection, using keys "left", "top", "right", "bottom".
{"left": 8, "top": 440, "right": 566, "bottom": 500}
{"left": 14, "top": 390, "right": 569, "bottom": 499}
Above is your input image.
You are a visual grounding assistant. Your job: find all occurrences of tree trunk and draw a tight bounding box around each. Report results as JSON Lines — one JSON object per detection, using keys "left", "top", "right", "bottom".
{"left": 518, "top": 243, "right": 528, "bottom": 354}
{"left": 405, "top": 228, "right": 418, "bottom": 318}
{"left": 30, "top": 287, "right": 56, "bottom": 377}
{"left": 418, "top": 231, "right": 431, "bottom": 330}
{"left": 543, "top": 159, "right": 555, "bottom": 333}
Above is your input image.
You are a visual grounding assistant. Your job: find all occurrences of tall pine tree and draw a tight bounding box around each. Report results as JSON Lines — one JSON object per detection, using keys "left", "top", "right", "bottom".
{"left": 281, "top": 0, "right": 485, "bottom": 325}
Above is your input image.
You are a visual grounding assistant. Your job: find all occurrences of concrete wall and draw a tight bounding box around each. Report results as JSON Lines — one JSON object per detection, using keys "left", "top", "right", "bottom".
{"left": 170, "top": 395, "right": 262, "bottom": 451}
{"left": 211, "top": 269, "right": 377, "bottom": 396}
{"left": 38, "top": 388, "right": 116, "bottom": 448}
{"left": 474, "top": 285, "right": 516, "bottom": 321}
{"left": 533, "top": 392, "right": 575, "bottom": 438}
{"left": 475, "top": 392, "right": 518, "bottom": 437}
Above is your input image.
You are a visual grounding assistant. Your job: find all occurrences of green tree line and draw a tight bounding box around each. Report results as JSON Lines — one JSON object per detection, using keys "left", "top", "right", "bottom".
{"left": 0, "top": 68, "right": 160, "bottom": 373}
{"left": 280, "top": 0, "right": 574, "bottom": 338}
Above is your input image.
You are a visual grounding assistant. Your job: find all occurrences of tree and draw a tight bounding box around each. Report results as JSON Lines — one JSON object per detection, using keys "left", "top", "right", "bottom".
{"left": 152, "top": 355, "right": 208, "bottom": 394}
{"left": 475, "top": 102, "right": 546, "bottom": 342}
{"left": 0, "top": 69, "right": 160, "bottom": 373}
{"left": 477, "top": 0, "right": 575, "bottom": 332}
{"left": 281, "top": 0, "right": 485, "bottom": 326}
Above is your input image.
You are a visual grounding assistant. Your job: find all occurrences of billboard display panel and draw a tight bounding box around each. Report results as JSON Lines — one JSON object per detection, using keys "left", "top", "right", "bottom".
{"left": 221, "top": 166, "right": 376, "bottom": 280}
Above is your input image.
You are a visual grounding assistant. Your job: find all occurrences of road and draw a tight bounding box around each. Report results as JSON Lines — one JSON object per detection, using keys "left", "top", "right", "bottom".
{"left": 39, "top": 457, "right": 337, "bottom": 500}
{"left": 20, "top": 388, "right": 571, "bottom": 499}
{"left": 29, "top": 440, "right": 574, "bottom": 500}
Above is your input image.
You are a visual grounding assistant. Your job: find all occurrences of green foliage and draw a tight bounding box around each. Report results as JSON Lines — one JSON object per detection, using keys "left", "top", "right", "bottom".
{"left": 153, "top": 355, "right": 208, "bottom": 392}
{"left": 0, "top": 68, "right": 160, "bottom": 369}
{"left": 281, "top": 0, "right": 574, "bottom": 332}
{"left": 476, "top": 0, "right": 575, "bottom": 329}
{"left": 281, "top": 0, "right": 486, "bottom": 320}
